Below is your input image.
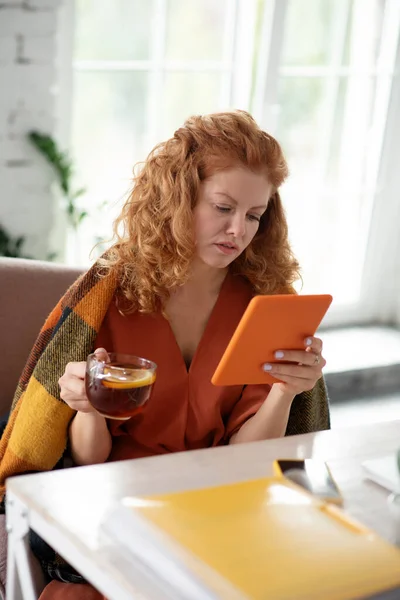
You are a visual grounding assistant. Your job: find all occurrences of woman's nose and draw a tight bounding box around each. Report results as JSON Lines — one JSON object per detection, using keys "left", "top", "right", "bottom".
{"left": 226, "top": 214, "right": 246, "bottom": 238}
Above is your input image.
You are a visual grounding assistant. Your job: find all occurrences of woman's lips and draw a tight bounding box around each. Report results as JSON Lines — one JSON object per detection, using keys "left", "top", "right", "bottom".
{"left": 214, "top": 243, "right": 238, "bottom": 255}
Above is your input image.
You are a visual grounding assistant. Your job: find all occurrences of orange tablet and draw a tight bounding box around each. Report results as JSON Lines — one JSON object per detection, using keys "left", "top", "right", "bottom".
{"left": 211, "top": 293, "right": 332, "bottom": 386}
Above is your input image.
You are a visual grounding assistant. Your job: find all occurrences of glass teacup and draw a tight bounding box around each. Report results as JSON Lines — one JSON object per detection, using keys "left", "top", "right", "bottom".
{"left": 85, "top": 352, "right": 157, "bottom": 420}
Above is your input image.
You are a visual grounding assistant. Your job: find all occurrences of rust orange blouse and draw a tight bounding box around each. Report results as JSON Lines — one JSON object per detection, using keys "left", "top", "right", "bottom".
{"left": 94, "top": 272, "right": 271, "bottom": 462}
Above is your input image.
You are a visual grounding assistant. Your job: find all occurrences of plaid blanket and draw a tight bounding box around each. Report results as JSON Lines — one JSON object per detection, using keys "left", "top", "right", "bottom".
{"left": 0, "top": 261, "right": 117, "bottom": 500}
{"left": 0, "top": 259, "right": 330, "bottom": 502}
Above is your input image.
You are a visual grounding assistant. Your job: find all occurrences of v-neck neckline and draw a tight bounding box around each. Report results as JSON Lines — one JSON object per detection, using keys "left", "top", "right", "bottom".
{"left": 164, "top": 272, "right": 231, "bottom": 375}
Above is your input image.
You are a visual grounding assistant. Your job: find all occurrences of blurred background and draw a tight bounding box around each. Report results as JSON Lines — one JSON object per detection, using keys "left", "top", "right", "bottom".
{"left": 1, "top": 0, "right": 400, "bottom": 420}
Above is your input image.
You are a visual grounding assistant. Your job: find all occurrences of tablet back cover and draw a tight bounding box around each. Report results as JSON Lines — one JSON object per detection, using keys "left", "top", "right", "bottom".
{"left": 212, "top": 294, "right": 332, "bottom": 385}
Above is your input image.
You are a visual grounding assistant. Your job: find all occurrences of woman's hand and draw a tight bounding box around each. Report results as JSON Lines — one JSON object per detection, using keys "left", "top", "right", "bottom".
{"left": 58, "top": 347, "right": 108, "bottom": 413}
{"left": 262, "top": 336, "right": 326, "bottom": 396}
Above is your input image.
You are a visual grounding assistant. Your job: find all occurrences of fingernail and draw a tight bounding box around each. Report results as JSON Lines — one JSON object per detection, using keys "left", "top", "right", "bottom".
{"left": 94, "top": 348, "right": 108, "bottom": 361}
{"left": 275, "top": 351, "right": 284, "bottom": 359}
{"left": 305, "top": 338, "right": 312, "bottom": 347}
{"left": 262, "top": 363, "right": 272, "bottom": 371}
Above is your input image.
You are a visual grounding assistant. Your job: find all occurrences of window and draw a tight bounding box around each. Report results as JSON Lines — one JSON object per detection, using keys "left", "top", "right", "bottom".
{"left": 65, "top": 0, "right": 400, "bottom": 326}
{"left": 251, "top": 0, "right": 400, "bottom": 326}
{"left": 68, "top": 0, "right": 256, "bottom": 262}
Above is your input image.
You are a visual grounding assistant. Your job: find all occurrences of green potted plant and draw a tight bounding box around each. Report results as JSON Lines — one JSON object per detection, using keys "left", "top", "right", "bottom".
{"left": 28, "top": 131, "right": 88, "bottom": 263}
{"left": 0, "top": 224, "right": 32, "bottom": 259}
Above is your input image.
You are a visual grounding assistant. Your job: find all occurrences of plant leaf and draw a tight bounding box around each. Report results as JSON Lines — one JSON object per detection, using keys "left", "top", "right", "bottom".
{"left": 71, "top": 187, "right": 86, "bottom": 200}
{"left": 28, "top": 130, "right": 89, "bottom": 237}
{"left": 28, "top": 130, "right": 73, "bottom": 196}
{"left": 78, "top": 211, "right": 88, "bottom": 223}
{"left": 0, "top": 224, "right": 31, "bottom": 258}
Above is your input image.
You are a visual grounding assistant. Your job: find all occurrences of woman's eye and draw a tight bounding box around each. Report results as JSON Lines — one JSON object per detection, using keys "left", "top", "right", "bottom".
{"left": 216, "top": 205, "right": 231, "bottom": 213}
{"left": 247, "top": 214, "right": 261, "bottom": 222}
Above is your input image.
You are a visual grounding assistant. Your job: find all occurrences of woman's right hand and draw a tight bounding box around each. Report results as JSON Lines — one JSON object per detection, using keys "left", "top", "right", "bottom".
{"left": 58, "top": 347, "right": 109, "bottom": 413}
{"left": 58, "top": 360, "right": 94, "bottom": 413}
{"left": 60, "top": 349, "right": 112, "bottom": 465}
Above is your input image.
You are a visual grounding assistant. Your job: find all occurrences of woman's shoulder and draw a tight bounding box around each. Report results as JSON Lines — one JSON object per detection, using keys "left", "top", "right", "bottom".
{"left": 60, "top": 259, "right": 118, "bottom": 314}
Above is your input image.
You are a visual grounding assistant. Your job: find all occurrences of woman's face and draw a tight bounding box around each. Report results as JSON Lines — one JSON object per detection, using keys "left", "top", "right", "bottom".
{"left": 193, "top": 167, "right": 272, "bottom": 269}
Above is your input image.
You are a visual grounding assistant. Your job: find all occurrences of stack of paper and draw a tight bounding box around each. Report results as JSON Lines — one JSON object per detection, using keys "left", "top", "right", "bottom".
{"left": 362, "top": 454, "right": 400, "bottom": 493}
{"left": 101, "top": 476, "right": 400, "bottom": 600}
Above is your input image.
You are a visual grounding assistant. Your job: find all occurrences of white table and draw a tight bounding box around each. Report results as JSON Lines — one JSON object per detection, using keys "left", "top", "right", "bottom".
{"left": 6, "top": 420, "right": 400, "bottom": 600}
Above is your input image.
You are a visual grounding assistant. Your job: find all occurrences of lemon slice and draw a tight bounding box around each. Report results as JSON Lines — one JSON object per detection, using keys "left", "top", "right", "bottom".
{"left": 101, "top": 367, "right": 156, "bottom": 389}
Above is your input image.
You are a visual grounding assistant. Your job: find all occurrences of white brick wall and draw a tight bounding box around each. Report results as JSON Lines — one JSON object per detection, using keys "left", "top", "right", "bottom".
{"left": 0, "top": 1, "right": 62, "bottom": 260}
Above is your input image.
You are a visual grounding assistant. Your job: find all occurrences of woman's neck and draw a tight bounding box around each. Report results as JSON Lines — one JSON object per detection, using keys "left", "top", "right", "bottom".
{"left": 184, "top": 259, "right": 228, "bottom": 296}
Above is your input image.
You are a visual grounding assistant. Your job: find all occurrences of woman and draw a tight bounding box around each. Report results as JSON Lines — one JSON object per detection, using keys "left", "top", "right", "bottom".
{"left": 0, "top": 110, "right": 329, "bottom": 598}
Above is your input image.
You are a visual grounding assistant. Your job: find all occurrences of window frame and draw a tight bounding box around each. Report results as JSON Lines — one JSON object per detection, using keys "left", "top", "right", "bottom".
{"left": 58, "top": 0, "right": 400, "bottom": 328}
{"left": 252, "top": 0, "right": 400, "bottom": 328}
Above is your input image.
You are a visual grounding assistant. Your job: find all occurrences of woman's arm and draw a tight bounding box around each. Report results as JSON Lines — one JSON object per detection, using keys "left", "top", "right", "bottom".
{"left": 69, "top": 411, "right": 112, "bottom": 465}
{"left": 229, "top": 385, "right": 294, "bottom": 444}
{"left": 230, "top": 336, "right": 326, "bottom": 444}
{"left": 58, "top": 352, "right": 112, "bottom": 465}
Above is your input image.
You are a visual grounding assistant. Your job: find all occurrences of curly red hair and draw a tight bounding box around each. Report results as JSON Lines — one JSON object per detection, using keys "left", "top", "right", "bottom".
{"left": 102, "top": 110, "right": 300, "bottom": 313}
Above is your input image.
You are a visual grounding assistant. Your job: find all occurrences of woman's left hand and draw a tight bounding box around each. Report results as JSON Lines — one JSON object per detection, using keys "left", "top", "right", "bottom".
{"left": 262, "top": 336, "right": 326, "bottom": 396}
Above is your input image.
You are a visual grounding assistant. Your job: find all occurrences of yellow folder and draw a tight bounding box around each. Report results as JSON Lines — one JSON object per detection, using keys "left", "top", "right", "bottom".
{"left": 110, "top": 477, "right": 400, "bottom": 600}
